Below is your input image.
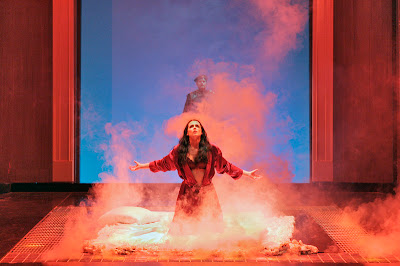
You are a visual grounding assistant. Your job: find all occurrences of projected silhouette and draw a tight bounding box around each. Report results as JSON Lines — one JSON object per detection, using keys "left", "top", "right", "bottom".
{"left": 183, "top": 75, "right": 214, "bottom": 113}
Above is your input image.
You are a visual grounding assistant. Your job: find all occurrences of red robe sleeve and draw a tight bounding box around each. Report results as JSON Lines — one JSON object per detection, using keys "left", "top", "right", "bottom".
{"left": 212, "top": 145, "right": 243, "bottom": 179}
{"left": 149, "top": 146, "right": 178, "bottom": 172}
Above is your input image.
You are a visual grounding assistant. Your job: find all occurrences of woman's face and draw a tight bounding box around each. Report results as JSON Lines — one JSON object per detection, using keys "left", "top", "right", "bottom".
{"left": 196, "top": 77, "right": 207, "bottom": 90}
{"left": 187, "top": 120, "right": 202, "bottom": 138}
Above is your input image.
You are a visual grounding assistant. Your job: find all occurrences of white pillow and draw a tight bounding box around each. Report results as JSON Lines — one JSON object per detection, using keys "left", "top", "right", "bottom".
{"left": 98, "top": 206, "right": 162, "bottom": 226}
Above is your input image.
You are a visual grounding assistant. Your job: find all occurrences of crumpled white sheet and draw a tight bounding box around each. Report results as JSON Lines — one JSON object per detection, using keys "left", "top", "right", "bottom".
{"left": 85, "top": 211, "right": 174, "bottom": 252}
{"left": 84, "top": 207, "right": 295, "bottom": 253}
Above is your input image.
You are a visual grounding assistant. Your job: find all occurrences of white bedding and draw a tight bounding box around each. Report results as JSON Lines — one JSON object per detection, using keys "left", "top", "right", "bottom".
{"left": 84, "top": 206, "right": 296, "bottom": 254}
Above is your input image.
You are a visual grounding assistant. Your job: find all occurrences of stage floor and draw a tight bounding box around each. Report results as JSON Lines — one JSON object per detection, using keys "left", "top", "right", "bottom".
{"left": 0, "top": 189, "right": 396, "bottom": 264}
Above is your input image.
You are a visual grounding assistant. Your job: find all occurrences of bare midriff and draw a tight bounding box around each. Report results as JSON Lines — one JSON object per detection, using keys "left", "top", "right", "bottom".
{"left": 187, "top": 151, "right": 205, "bottom": 185}
{"left": 191, "top": 168, "right": 205, "bottom": 185}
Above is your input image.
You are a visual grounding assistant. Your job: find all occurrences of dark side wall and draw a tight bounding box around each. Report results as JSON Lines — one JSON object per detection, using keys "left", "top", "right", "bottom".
{"left": 333, "top": 0, "right": 395, "bottom": 183}
{"left": 0, "top": 0, "right": 52, "bottom": 182}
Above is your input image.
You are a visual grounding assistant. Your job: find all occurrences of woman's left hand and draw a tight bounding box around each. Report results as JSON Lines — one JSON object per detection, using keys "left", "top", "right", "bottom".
{"left": 244, "top": 169, "right": 262, "bottom": 180}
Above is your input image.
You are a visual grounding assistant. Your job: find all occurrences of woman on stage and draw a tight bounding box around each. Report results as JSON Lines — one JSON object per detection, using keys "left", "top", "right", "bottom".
{"left": 129, "top": 119, "right": 261, "bottom": 235}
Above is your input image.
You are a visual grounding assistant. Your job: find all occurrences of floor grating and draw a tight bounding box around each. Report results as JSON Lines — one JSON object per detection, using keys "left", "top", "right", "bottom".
{"left": 1, "top": 205, "right": 399, "bottom": 263}
{"left": 298, "top": 206, "right": 371, "bottom": 254}
{"left": 5, "top": 206, "right": 77, "bottom": 255}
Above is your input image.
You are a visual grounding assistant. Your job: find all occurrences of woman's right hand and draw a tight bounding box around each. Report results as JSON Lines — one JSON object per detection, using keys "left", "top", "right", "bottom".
{"left": 129, "top": 160, "right": 144, "bottom": 171}
{"left": 243, "top": 169, "right": 262, "bottom": 180}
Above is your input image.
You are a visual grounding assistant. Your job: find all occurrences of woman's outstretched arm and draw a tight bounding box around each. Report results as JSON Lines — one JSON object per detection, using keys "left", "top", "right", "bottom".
{"left": 129, "top": 161, "right": 150, "bottom": 171}
{"left": 129, "top": 146, "right": 178, "bottom": 173}
{"left": 212, "top": 145, "right": 262, "bottom": 180}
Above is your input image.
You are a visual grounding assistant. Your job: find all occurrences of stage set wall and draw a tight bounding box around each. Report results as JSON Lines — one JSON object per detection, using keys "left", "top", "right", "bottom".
{"left": 0, "top": 0, "right": 76, "bottom": 183}
{"left": 312, "top": 0, "right": 399, "bottom": 183}
{"left": 0, "top": 0, "right": 399, "bottom": 184}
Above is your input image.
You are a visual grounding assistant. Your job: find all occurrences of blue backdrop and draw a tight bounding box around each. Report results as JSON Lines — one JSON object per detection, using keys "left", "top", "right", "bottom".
{"left": 80, "top": 0, "right": 310, "bottom": 183}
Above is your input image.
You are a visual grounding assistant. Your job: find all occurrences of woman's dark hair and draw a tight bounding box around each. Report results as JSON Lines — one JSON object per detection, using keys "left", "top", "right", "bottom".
{"left": 177, "top": 120, "right": 211, "bottom": 167}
